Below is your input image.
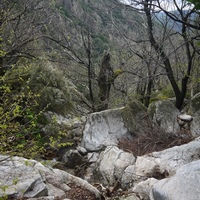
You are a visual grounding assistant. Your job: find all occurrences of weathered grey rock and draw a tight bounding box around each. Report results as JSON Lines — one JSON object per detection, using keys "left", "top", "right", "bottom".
{"left": 189, "top": 92, "right": 200, "bottom": 114}
{"left": 44, "top": 112, "right": 86, "bottom": 127}
{"left": 76, "top": 146, "right": 87, "bottom": 155}
{"left": 83, "top": 164, "right": 95, "bottom": 182}
{"left": 118, "top": 193, "right": 140, "bottom": 200}
{"left": 148, "top": 100, "right": 180, "bottom": 134}
{"left": 94, "top": 146, "right": 135, "bottom": 186}
{"left": 134, "top": 137, "right": 200, "bottom": 178}
{"left": 122, "top": 100, "right": 148, "bottom": 135}
{"left": 114, "top": 151, "right": 136, "bottom": 180}
{"left": 152, "top": 160, "right": 200, "bottom": 200}
{"left": 28, "top": 197, "right": 55, "bottom": 200}
{"left": 62, "top": 149, "right": 86, "bottom": 168}
{"left": 0, "top": 155, "right": 103, "bottom": 200}
{"left": 41, "top": 160, "right": 65, "bottom": 171}
{"left": 177, "top": 113, "right": 193, "bottom": 132}
{"left": 178, "top": 114, "right": 193, "bottom": 122}
{"left": 0, "top": 157, "right": 48, "bottom": 199}
{"left": 45, "top": 181, "right": 68, "bottom": 198}
{"left": 190, "top": 110, "right": 200, "bottom": 137}
{"left": 132, "top": 178, "right": 158, "bottom": 200}
{"left": 81, "top": 108, "right": 132, "bottom": 151}
{"left": 121, "top": 165, "right": 137, "bottom": 189}
{"left": 87, "top": 152, "right": 99, "bottom": 163}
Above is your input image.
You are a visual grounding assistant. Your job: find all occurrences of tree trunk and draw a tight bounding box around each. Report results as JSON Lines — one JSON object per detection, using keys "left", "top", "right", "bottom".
{"left": 144, "top": 0, "right": 184, "bottom": 109}
{"left": 144, "top": 76, "right": 153, "bottom": 107}
{"left": 97, "top": 52, "right": 114, "bottom": 111}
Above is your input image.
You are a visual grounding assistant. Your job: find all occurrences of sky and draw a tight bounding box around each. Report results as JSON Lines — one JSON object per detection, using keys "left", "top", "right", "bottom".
{"left": 119, "top": 0, "right": 193, "bottom": 11}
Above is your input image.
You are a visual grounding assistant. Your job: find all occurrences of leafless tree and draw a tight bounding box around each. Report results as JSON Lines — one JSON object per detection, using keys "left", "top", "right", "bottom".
{"left": 0, "top": 0, "right": 55, "bottom": 76}
{"left": 120, "top": 0, "right": 200, "bottom": 109}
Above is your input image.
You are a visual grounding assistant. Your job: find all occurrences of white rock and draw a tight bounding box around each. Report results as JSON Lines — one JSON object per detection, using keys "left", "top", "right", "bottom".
{"left": 0, "top": 155, "right": 102, "bottom": 199}
{"left": 190, "top": 110, "right": 200, "bottom": 137}
{"left": 148, "top": 100, "right": 180, "bottom": 134}
{"left": 76, "top": 146, "right": 87, "bottom": 155}
{"left": 87, "top": 152, "right": 99, "bottom": 163}
{"left": 28, "top": 197, "right": 55, "bottom": 200}
{"left": 114, "top": 151, "right": 136, "bottom": 180}
{"left": 178, "top": 114, "right": 192, "bottom": 122}
{"left": 121, "top": 165, "right": 136, "bottom": 189}
{"left": 132, "top": 178, "right": 158, "bottom": 200}
{"left": 95, "top": 146, "right": 135, "bottom": 186}
{"left": 135, "top": 137, "right": 200, "bottom": 178}
{"left": 152, "top": 160, "right": 200, "bottom": 200}
{"left": 81, "top": 108, "right": 132, "bottom": 151}
{"left": 119, "top": 193, "right": 140, "bottom": 200}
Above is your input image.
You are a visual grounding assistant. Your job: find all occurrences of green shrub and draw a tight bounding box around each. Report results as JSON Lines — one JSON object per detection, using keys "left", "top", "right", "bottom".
{"left": 0, "top": 68, "right": 45, "bottom": 158}
{"left": 0, "top": 60, "right": 73, "bottom": 158}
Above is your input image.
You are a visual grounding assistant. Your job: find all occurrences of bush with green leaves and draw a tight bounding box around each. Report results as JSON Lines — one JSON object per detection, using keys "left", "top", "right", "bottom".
{"left": 0, "top": 66, "right": 44, "bottom": 158}
{"left": 0, "top": 59, "right": 74, "bottom": 158}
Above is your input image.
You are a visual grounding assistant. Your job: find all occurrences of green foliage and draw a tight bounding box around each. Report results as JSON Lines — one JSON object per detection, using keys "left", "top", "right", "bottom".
{"left": 0, "top": 67, "right": 45, "bottom": 158}
{"left": 12, "top": 177, "right": 18, "bottom": 185}
{"left": 113, "top": 69, "right": 124, "bottom": 78}
{"left": 93, "top": 34, "right": 109, "bottom": 55}
{"left": 43, "top": 115, "right": 74, "bottom": 150}
{"left": 0, "top": 190, "right": 8, "bottom": 200}
{"left": 0, "top": 59, "right": 73, "bottom": 158}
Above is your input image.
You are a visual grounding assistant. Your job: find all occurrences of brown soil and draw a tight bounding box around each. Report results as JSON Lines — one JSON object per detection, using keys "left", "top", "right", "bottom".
{"left": 65, "top": 183, "right": 97, "bottom": 200}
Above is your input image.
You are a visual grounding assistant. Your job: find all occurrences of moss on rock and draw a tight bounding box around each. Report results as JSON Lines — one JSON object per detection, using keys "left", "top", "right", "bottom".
{"left": 122, "top": 100, "right": 148, "bottom": 135}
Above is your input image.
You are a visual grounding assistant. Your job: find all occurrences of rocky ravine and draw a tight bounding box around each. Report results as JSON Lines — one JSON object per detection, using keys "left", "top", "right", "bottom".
{"left": 1, "top": 96, "right": 200, "bottom": 200}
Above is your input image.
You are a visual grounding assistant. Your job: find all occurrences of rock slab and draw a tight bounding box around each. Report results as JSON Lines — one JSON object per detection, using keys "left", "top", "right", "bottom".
{"left": 0, "top": 155, "right": 102, "bottom": 199}
{"left": 81, "top": 108, "right": 132, "bottom": 151}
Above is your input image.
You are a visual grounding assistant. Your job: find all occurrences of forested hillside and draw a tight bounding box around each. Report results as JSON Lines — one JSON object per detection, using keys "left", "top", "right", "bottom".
{"left": 0, "top": 0, "right": 200, "bottom": 158}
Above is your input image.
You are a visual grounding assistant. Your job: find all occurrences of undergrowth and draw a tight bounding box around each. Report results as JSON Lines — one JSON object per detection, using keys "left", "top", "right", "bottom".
{"left": 118, "top": 125, "right": 193, "bottom": 157}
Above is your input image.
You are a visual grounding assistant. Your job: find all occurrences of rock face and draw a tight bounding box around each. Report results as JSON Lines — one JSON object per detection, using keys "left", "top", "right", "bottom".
{"left": 152, "top": 160, "right": 200, "bottom": 200}
{"left": 189, "top": 92, "right": 200, "bottom": 114}
{"left": 3, "top": 97, "right": 200, "bottom": 200}
{"left": 148, "top": 100, "right": 180, "bottom": 134}
{"left": 190, "top": 110, "right": 200, "bottom": 137}
{"left": 134, "top": 137, "right": 200, "bottom": 178}
{"left": 121, "top": 165, "right": 137, "bottom": 189}
{"left": 122, "top": 100, "right": 148, "bottom": 135}
{"left": 94, "top": 146, "right": 135, "bottom": 186}
{"left": 81, "top": 107, "right": 132, "bottom": 151}
{"left": 132, "top": 178, "right": 158, "bottom": 200}
{"left": 0, "top": 155, "right": 102, "bottom": 200}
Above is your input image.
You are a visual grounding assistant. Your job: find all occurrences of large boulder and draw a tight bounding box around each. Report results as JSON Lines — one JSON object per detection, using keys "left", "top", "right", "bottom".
{"left": 0, "top": 155, "right": 102, "bottom": 199}
{"left": 122, "top": 100, "right": 148, "bottom": 135}
{"left": 148, "top": 100, "right": 180, "bottom": 134}
{"left": 152, "top": 160, "right": 200, "bottom": 200}
{"left": 132, "top": 178, "right": 158, "bottom": 200}
{"left": 118, "top": 194, "right": 140, "bottom": 200}
{"left": 189, "top": 92, "right": 200, "bottom": 114}
{"left": 190, "top": 110, "right": 200, "bottom": 137}
{"left": 121, "top": 165, "right": 139, "bottom": 189}
{"left": 94, "top": 146, "right": 135, "bottom": 186}
{"left": 134, "top": 137, "right": 200, "bottom": 178}
{"left": 81, "top": 108, "right": 132, "bottom": 151}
